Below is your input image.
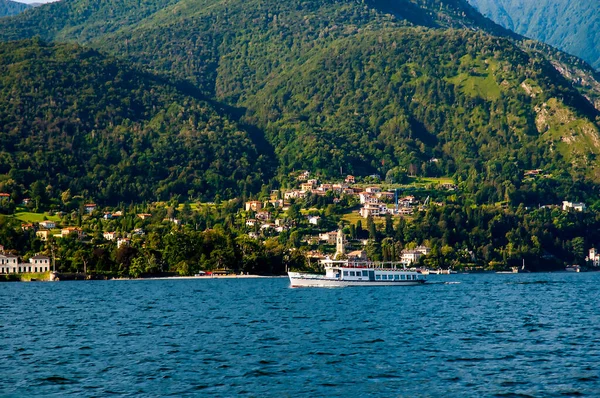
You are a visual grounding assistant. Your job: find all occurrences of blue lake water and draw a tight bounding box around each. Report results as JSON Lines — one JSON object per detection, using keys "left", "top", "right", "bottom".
{"left": 2, "top": 273, "right": 600, "bottom": 397}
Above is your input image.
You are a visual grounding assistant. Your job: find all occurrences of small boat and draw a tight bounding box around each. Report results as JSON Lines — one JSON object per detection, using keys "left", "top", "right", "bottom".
{"left": 565, "top": 265, "right": 581, "bottom": 272}
{"left": 288, "top": 258, "right": 426, "bottom": 287}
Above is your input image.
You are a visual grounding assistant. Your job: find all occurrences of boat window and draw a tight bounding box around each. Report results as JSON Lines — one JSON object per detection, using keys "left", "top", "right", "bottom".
{"left": 362, "top": 271, "right": 368, "bottom": 277}
{"left": 376, "top": 275, "right": 381, "bottom": 280}
{"left": 383, "top": 275, "right": 389, "bottom": 280}
{"left": 412, "top": 275, "right": 416, "bottom": 280}
{"left": 394, "top": 275, "right": 400, "bottom": 280}
{"left": 401, "top": 275, "right": 406, "bottom": 280}
{"left": 343, "top": 271, "right": 348, "bottom": 276}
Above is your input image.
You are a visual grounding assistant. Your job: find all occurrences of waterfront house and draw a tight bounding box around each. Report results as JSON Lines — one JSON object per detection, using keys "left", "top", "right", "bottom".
{"left": 29, "top": 255, "right": 51, "bottom": 273}
{"left": 401, "top": 249, "right": 423, "bottom": 265}
{"left": 0, "top": 254, "right": 18, "bottom": 274}
{"left": 588, "top": 248, "right": 600, "bottom": 267}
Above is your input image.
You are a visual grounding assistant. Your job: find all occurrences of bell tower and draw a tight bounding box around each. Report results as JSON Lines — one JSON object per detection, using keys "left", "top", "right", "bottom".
{"left": 335, "top": 228, "right": 345, "bottom": 258}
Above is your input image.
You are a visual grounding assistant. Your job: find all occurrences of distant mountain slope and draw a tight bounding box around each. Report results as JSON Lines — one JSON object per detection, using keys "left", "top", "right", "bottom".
{"left": 248, "top": 29, "right": 600, "bottom": 183}
{"left": 467, "top": 0, "right": 600, "bottom": 69}
{"left": 1, "top": 0, "right": 600, "bottom": 201}
{"left": 0, "top": 0, "right": 30, "bottom": 17}
{"left": 0, "top": 39, "right": 269, "bottom": 203}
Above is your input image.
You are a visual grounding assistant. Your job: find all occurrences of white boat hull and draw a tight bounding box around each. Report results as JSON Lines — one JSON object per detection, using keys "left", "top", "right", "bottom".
{"left": 288, "top": 273, "right": 425, "bottom": 287}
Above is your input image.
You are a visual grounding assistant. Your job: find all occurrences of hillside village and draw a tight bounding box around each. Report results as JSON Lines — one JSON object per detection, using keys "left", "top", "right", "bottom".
{"left": 0, "top": 169, "right": 597, "bottom": 278}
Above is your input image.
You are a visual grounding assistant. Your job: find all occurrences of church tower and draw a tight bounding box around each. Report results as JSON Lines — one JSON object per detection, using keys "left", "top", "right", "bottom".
{"left": 335, "top": 228, "right": 345, "bottom": 259}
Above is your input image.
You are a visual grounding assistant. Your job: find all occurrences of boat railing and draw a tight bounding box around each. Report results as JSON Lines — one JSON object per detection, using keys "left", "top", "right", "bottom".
{"left": 320, "top": 260, "right": 410, "bottom": 270}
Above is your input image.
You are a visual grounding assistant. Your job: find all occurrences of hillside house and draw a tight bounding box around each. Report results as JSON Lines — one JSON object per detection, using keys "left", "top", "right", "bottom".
{"left": 300, "top": 183, "right": 314, "bottom": 192}
{"left": 359, "top": 193, "right": 379, "bottom": 204}
{"left": 345, "top": 175, "right": 356, "bottom": 184}
{"left": 0, "top": 193, "right": 10, "bottom": 202}
{"left": 103, "top": 232, "right": 117, "bottom": 241}
{"left": 308, "top": 216, "right": 321, "bottom": 225}
{"left": 562, "top": 201, "right": 586, "bottom": 212}
{"left": 61, "top": 227, "right": 85, "bottom": 239}
{"left": 360, "top": 203, "right": 389, "bottom": 218}
{"left": 39, "top": 220, "right": 56, "bottom": 229}
{"left": 246, "top": 219, "right": 257, "bottom": 227}
{"left": 365, "top": 187, "right": 381, "bottom": 194}
{"left": 137, "top": 213, "right": 152, "bottom": 220}
{"left": 256, "top": 211, "right": 271, "bottom": 221}
{"left": 84, "top": 203, "right": 97, "bottom": 214}
{"left": 117, "top": 238, "right": 131, "bottom": 249}
{"left": 297, "top": 171, "right": 310, "bottom": 181}
{"left": 319, "top": 231, "right": 339, "bottom": 245}
{"left": 36, "top": 230, "right": 51, "bottom": 241}
{"left": 245, "top": 201, "right": 263, "bottom": 212}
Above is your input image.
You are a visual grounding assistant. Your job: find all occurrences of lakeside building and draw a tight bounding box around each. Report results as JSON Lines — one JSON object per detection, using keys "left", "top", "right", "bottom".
{"left": 0, "top": 254, "right": 50, "bottom": 274}
{"left": 588, "top": 248, "right": 600, "bottom": 267}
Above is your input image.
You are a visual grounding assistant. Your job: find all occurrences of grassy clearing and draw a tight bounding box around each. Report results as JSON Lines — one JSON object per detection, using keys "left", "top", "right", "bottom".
{"left": 448, "top": 56, "right": 501, "bottom": 101}
{"left": 14, "top": 212, "right": 61, "bottom": 223}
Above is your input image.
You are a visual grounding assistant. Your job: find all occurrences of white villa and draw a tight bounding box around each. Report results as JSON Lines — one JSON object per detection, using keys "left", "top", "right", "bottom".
{"left": 0, "top": 254, "right": 51, "bottom": 274}
{"left": 39, "top": 220, "right": 56, "bottom": 229}
{"left": 563, "top": 201, "right": 586, "bottom": 212}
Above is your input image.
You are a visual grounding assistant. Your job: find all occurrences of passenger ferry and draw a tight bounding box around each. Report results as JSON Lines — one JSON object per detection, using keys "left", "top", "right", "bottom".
{"left": 288, "top": 258, "right": 426, "bottom": 287}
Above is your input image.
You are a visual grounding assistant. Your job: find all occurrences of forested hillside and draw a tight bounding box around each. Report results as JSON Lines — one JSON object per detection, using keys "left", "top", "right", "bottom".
{"left": 467, "top": 0, "right": 600, "bottom": 70}
{"left": 0, "top": 0, "right": 600, "bottom": 204}
{"left": 0, "top": 40, "right": 269, "bottom": 204}
{"left": 0, "top": 0, "right": 30, "bottom": 17}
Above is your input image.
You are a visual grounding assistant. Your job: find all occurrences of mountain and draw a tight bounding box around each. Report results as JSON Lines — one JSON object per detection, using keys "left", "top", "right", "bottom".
{"left": 0, "top": 39, "right": 269, "bottom": 203}
{"left": 0, "top": 0, "right": 31, "bottom": 17}
{"left": 1, "top": 0, "right": 600, "bottom": 204}
{"left": 467, "top": 0, "right": 600, "bottom": 70}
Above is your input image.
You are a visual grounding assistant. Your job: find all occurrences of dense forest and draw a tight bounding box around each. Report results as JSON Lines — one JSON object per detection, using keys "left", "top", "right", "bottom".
{"left": 468, "top": 0, "right": 600, "bottom": 70}
{"left": 0, "top": 0, "right": 30, "bottom": 18}
{"left": 0, "top": 39, "right": 270, "bottom": 204}
{"left": 0, "top": 0, "right": 599, "bottom": 207}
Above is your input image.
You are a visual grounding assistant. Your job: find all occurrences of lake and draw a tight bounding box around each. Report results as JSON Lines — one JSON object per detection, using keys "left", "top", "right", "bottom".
{"left": 2, "top": 273, "right": 600, "bottom": 397}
